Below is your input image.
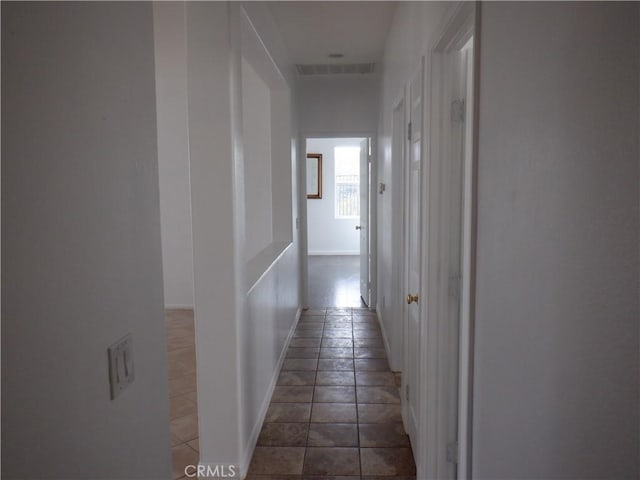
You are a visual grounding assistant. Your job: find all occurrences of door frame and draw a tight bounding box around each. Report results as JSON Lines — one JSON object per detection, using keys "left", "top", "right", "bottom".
{"left": 298, "top": 132, "right": 378, "bottom": 309}
{"left": 418, "top": 3, "right": 478, "bottom": 479}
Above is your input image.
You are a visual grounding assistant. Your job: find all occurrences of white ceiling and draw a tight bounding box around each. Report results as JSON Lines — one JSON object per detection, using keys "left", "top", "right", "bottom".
{"left": 268, "top": 1, "right": 396, "bottom": 66}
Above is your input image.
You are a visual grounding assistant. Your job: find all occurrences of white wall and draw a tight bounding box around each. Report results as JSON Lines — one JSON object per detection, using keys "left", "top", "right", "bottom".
{"left": 2, "top": 3, "right": 171, "bottom": 479}
{"left": 473, "top": 3, "right": 639, "bottom": 478}
{"left": 298, "top": 75, "right": 379, "bottom": 135}
{"left": 154, "top": 2, "right": 195, "bottom": 309}
{"left": 307, "top": 137, "right": 362, "bottom": 255}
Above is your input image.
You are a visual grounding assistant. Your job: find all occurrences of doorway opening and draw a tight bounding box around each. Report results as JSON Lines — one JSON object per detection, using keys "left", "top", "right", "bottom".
{"left": 305, "top": 136, "right": 370, "bottom": 308}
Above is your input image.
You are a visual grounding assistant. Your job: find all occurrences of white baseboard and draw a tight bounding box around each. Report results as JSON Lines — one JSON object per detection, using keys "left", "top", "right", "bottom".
{"left": 376, "top": 307, "right": 393, "bottom": 369}
{"left": 377, "top": 306, "right": 402, "bottom": 372}
{"left": 308, "top": 250, "right": 360, "bottom": 256}
{"left": 239, "top": 306, "right": 303, "bottom": 478}
{"left": 164, "top": 304, "right": 194, "bottom": 310}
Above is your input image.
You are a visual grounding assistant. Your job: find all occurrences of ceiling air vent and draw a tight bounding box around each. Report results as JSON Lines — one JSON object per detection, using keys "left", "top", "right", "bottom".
{"left": 295, "top": 63, "right": 376, "bottom": 76}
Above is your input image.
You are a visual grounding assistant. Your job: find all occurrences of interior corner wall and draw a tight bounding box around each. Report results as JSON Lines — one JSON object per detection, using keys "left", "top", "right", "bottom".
{"left": 154, "top": 1, "right": 195, "bottom": 309}
{"left": 2, "top": 3, "right": 171, "bottom": 479}
{"left": 473, "top": 3, "right": 640, "bottom": 478}
{"left": 306, "top": 137, "right": 362, "bottom": 255}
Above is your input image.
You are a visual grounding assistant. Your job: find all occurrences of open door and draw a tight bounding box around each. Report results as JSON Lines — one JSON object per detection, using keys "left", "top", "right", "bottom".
{"left": 359, "top": 138, "right": 370, "bottom": 306}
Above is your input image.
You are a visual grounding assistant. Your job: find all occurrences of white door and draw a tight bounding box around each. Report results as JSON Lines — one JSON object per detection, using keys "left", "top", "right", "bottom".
{"left": 359, "top": 138, "right": 370, "bottom": 306}
{"left": 403, "top": 63, "right": 423, "bottom": 443}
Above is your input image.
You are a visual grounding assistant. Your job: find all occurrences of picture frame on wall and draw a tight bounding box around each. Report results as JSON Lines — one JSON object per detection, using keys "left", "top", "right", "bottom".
{"left": 306, "top": 153, "right": 322, "bottom": 199}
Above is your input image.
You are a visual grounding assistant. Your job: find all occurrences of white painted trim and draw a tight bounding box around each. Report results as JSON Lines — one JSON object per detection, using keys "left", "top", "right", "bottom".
{"left": 164, "top": 305, "right": 195, "bottom": 310}
{"left": 238, "top": 306, "right": 302, "bottom": 478}
{"left": 230, "top": 6, "right": 248, "bottom": 469}
{"left": 376, "top": 308, "right": 397, "bottom": 372}
{"left": 369, "top": 135, "right": 379, "bottom": 309}
{"left": 239, "top": 5, "right": 287, "bottom": 91}
{"left": 246, "top": 241, "right": 294, "bottom": 295}
{"left": 457, "top": 26, "right": 477, "bottom": 480}
{"left": 308, "top": 250, "right": 360, "bottom": 256}
{"left": 433, "top": 2, "right": 475, "bottom": 53}
{"left": 419, "top": 3, "right": 476, "bottom": 480}
{"left": 298, "top": 133, "right": 310, "bottom": 308}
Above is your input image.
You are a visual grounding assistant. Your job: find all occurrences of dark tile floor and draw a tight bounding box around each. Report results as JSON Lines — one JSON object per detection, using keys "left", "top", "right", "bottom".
{"left": 246, "top": 307, "right": 415, "bottom": 480}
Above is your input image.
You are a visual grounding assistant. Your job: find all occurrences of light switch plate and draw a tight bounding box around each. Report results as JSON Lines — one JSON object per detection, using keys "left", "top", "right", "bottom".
{"left": 107, "top": 333, "right": 134, "bottom": 400}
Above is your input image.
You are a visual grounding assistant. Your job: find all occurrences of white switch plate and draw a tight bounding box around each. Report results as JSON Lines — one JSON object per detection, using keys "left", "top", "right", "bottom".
{"left": 108, "top": 334, "right": 134, "bottom": 400}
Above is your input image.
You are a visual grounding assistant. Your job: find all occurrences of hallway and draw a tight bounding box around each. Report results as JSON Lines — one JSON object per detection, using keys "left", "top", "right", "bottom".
{"left": 246, "top": 307, "right": 414, "bottom": 478}
{"left": 3, "top": 3, "right": 639, "bottom": 480}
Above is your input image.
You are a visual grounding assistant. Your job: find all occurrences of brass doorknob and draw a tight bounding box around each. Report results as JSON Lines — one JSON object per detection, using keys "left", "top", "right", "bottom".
{"left": 355, "top": 225, "right": 363, "bottom": 230}
{"left": 406, "top": 293, "right": 419, "bottom": 304}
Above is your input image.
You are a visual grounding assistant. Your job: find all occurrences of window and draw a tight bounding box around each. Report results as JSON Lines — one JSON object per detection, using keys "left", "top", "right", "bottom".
{"left": 334, "top": 146, "right": 360, "bottom": 219}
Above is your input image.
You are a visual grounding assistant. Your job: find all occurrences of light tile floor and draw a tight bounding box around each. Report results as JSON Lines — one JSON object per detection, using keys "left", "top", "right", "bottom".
{"left": 166, "top": 309, "right": 199, "bottom": 480}
{"left": 246, "top": 307, "right": 414, "bottom": 480}
{"left": 308, "top": 256, "right": 364, "bottom": 308}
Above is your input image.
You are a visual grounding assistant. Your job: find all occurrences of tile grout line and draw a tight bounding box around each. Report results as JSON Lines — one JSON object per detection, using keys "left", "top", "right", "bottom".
{"left": 301, "top": 307, "right": 325, "bottom": 477}
{"left": 352, "top": 307, "right": 365, "bottom": 479}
